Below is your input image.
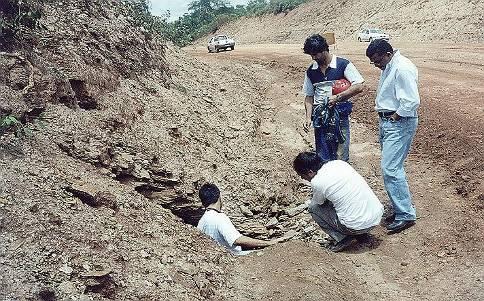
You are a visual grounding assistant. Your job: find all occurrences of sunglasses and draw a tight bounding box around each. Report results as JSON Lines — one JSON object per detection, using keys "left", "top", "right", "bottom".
{"left": 369, "top": 52, "right": 391, "bottom": 65}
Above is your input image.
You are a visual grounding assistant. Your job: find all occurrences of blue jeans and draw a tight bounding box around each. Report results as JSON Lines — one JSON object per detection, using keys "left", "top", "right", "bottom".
{"left": 314, "top": 116, "right": 350, "bottom": 162}
{"left": 379, "top": 116, "right": 418, "bottom": 221}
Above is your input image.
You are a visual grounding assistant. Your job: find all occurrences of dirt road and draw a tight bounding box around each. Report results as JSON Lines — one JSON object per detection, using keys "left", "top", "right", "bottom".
{"left": 186, "top": 43, "right": 484, "bottom": 300}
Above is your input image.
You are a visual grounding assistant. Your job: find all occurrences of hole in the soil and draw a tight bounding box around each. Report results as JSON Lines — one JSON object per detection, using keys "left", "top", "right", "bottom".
{"left": 168, "top": 127, "right": 182, "bottom": 138}
{"left": 65, "top": 187, "right": 117, "bottom": 210}
{"left": 84, "top": 275, "right": 116, "bottom": 299}
{"left": 38, "top": 288, "right": 56, "bottom": 301}
{"left": 114, "top": 173, "right": 137, "bottom": 184}
{"left": 69, "top": 79, "right": 98, "bottom": 110}
{"left": 134, "top": 183, "right": 162, "bottom": 195}
{"left": 163, "top": 200, "right": 205, "bottom": 226}
{"left": 59, "top": 95, "right": 76, "bottom": 108}
{"left": 20, "top": 107, "right": 45, "bottom": 123}
{"left": 134, "top": 183, "right": 203, "bottom": 226}
{"left": 65, "top": 187, "right": 98, "bottom": 207}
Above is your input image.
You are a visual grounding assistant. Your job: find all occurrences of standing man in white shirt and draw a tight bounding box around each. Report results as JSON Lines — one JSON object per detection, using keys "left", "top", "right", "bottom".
{"left": 293, "top": 152, "right": 384, "bottom": 252}
{"left": 197, "top": 183, "right": 284, "bottom": 255}
{"left": 366, "top": 39, "right": 420, "bottom": 234}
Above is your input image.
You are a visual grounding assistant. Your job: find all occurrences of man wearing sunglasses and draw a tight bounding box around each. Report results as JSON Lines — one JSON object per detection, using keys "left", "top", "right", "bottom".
{"left": 366, "top": 39, "right": 420, "bottom": 234}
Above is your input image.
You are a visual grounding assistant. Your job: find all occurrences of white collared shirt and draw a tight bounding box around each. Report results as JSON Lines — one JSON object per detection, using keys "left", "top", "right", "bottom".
{"left": 375, "top": 50, "right": 420, "bottom": 117}
{"left": 303, "top": 55, "right": 364, "bottom": 98}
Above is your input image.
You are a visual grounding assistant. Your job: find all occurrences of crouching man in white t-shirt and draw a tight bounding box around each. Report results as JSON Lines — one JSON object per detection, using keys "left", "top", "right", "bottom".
{"left": 197, "top": 183, "right": 285, "bottom": 255}
{"left": 293, "top": 152, "right": 384, "bottom": 252}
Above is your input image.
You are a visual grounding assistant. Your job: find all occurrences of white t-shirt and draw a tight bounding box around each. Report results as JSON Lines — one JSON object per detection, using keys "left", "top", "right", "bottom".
{"left": 310, "top": 160, "right": 384, "bottom": 230}
{"left": 197, "top": 209, "right": 244, "bottom": 255}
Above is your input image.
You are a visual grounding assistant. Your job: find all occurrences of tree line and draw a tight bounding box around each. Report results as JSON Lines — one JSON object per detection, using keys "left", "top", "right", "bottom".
{"left": 125, "top": 0, "right": 309, "bottom": 46}
{"left": 1, "top": 0, "right": 308, "bottom": 49}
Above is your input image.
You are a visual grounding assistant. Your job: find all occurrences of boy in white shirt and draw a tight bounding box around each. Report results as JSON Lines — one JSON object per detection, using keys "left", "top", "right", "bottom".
{"left": 293, "top": 152, "right": 384, "bottom": 252}
{"left": 197, "top": 183, "right": 284, "bottom": 255}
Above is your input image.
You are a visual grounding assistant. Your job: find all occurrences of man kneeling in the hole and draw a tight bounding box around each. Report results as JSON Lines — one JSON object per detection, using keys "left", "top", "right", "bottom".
{"left": 197, "top": 183, "right": 286, "bottom": 255}
{"left": 293, "top": 152, "right": 384, "bottom": 252}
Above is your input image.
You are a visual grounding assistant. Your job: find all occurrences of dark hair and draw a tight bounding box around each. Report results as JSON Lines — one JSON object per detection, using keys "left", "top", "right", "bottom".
{"left": 366, "top": 39, "right": 393, "bottom": 58}
{"left": 199, "top": 183, "right": 220, "bottom": 207}
{"left": 293, "top": 152, "right": 325, "bottom": 175}
{"left": 303, "top": 34, "right": 329, "bottom": 54}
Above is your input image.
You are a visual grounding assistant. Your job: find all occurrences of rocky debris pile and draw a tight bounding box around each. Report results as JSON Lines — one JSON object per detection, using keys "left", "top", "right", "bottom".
{"left": 233, "top": 181, "right": 330, "bottom": 246}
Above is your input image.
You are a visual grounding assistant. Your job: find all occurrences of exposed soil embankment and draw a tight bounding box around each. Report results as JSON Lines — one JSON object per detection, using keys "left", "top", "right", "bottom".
{"left": 204, "top": 0, "right": 484, "bottom": 44}
{"left": 0, "top": 1, "right": 300, "bottom": 300}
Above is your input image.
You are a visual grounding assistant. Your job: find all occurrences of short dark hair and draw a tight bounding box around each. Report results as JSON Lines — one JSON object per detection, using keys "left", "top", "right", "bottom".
{"left": 303, "top": 34, "right": 329, "bottom": 54}
{"left": 199, "top": 183, "right": 220, "bottom": 207}
{"left": 366, "top": 39, "right": 393, "bottom": 58}
{"left": 293, "top": 152, "right": 325, "bottom": 175}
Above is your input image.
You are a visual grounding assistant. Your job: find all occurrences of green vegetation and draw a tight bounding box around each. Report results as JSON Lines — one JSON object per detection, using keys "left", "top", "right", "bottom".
{"left": 124, "top": 0, "right": 309, "bottom": 46}
{"left": 0, "top": 114, "right": 31, "bottom": 156}
{"left": 167, "top": 0, "right": 309, "bottom": 46}
{"left": 0, "top": 112, "right": 49, "bottom": 138}
{"left": 0, "top": 0, "right": 308, "bottom": 49}
{"left": 0, "top": 115, "right": 26, "bottom": 137}
{"left": 123, "top": 0, "right": 173, "bottom": 40}
{"left": 0, "top": 0, "right": 43, "bottom": 50}
{"left": 248, "top": 0, "right": 308, "bottom": 16}
{"left": 172, "top": 0, "right": 310, "bottom": 46}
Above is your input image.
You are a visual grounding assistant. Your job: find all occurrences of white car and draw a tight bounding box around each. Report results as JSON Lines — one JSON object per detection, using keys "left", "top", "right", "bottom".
{"left": 357, "top": 29, "right": 390, "bottom": 42}
{"left": 208, "top": 35, "right": 235, "bottom": 53}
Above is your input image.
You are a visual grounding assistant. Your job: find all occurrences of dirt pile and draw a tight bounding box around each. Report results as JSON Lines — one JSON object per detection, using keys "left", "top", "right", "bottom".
{"left": 206, "top": 0, "right": 484, "bottom": 44}
{"left": 0, "top": 1, "right": 303, "bottom": 300}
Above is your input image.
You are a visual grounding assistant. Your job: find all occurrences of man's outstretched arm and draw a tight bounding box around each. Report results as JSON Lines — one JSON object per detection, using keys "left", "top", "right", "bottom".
{"left": 234, "top": 235, "right": 286, "bottom": 248}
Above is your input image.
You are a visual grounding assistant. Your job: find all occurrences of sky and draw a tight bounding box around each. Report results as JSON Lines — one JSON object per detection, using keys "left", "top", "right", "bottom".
{"left": 150, "top": 0, "right": 251, "bottom": 21}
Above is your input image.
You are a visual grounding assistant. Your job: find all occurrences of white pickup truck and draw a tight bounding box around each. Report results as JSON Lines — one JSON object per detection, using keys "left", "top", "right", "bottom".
{"left": 208, "top": 35, "right": 236, "bottom": 53}
{"left": 357, "top": 29, "right": 390, "bottom": 42}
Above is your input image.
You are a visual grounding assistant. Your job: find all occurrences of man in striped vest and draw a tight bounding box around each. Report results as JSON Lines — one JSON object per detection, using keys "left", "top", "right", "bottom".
{"left": 302, "top": 34, "right": 365, "bottom": 162}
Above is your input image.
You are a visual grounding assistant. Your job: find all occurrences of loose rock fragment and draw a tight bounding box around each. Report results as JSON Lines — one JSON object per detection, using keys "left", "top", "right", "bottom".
{"left": 239, "top": 204, "right": 253, "bottom": 217}
{"left": 265, "top": 217, "right": 278, "bottom": 229}
{"left": 285, "top": 203, "right": 308, "bottom": 217}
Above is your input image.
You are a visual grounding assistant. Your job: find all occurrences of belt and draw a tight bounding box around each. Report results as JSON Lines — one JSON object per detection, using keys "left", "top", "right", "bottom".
{"left": 378, "top": 111, "right": 396, "bottom": 118}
